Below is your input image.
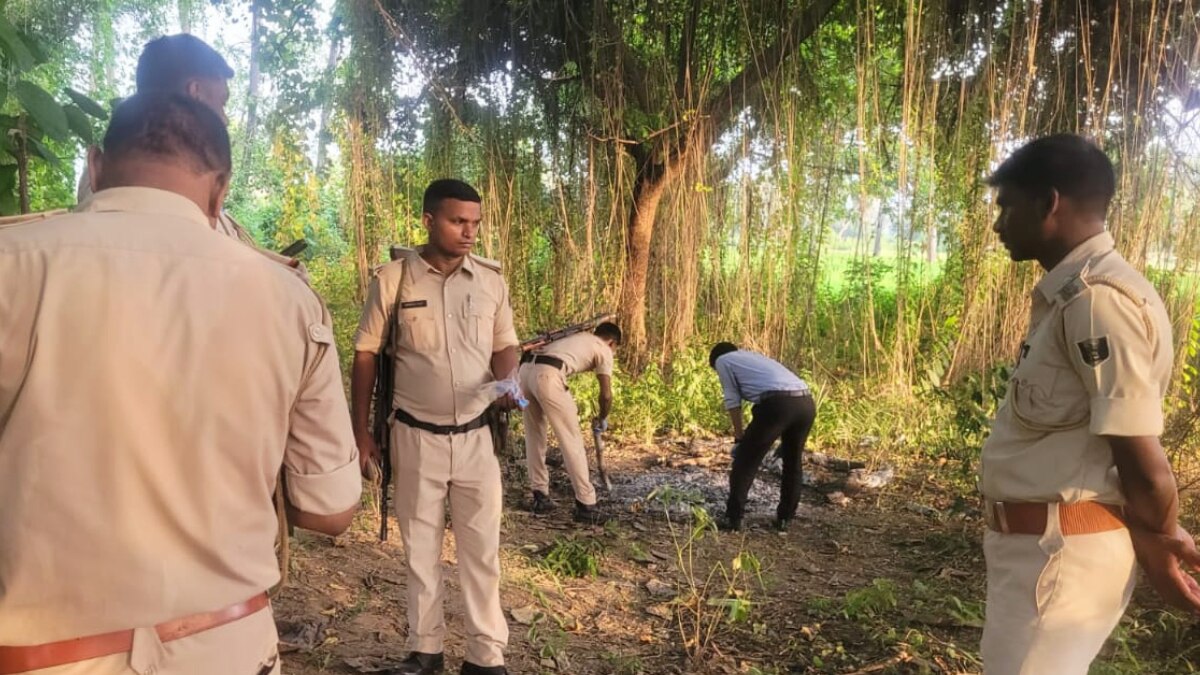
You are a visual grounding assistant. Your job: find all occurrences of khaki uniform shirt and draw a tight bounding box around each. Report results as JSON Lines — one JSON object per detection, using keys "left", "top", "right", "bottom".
{"left": 533, "top": 332, "right": 614, "bottom": 377}
{"left": 354, "top": 246, "right": 519, "bottom": 426}
{"left": 0, "top": 187, "right": 361, "bottom": 643}
{"left": 79, "top": 166, "right": 309, "bottom": 283}
{"left": 981, "top": 232, "right": 1174, "bottom": 504}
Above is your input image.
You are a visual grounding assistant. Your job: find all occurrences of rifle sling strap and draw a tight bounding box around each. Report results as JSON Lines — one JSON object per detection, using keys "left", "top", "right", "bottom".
{"left": 383, "top": 258, "right": 409, "bottom": 364}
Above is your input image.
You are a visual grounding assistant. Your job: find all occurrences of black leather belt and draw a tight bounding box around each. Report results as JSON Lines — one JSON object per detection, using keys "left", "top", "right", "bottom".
{"left": 522, "top": 354, "right": 566, "bottom": 370}
{"left": 759, "top": 389, "right": 811, "bottom": 402}
{"left": 393, "top": 408, "right": 490, "bottom": 435}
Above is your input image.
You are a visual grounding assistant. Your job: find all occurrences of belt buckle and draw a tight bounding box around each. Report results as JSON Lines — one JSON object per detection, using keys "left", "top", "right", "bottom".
{"left": 989, "top": 501, "right": 1010, "bottom": 534}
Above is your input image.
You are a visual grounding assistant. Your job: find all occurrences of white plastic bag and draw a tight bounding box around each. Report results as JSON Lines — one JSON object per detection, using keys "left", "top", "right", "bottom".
{"left": 478, "top": 368, "right": 528, "bottom": 409}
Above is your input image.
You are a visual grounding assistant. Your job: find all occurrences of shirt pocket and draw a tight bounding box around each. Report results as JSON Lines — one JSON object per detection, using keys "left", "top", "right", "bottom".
{"left": 465, "top": 295, "right": 498, "bottom": 348}
{"left": 399, "top": 308, "right": 440, "bottom": 354}
{"left": 1010, "top": 361, "right": 1089, "bottom": 432}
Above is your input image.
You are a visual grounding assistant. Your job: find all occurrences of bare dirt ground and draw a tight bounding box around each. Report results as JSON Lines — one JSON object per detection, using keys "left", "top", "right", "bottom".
{"left": 269, "top": 438, "right": 1005, "bottom": 674}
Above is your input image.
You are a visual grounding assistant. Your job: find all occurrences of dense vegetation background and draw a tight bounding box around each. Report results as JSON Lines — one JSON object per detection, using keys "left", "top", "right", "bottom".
{"left": 7, "top": 0, "right": 1200, "bottom": 488}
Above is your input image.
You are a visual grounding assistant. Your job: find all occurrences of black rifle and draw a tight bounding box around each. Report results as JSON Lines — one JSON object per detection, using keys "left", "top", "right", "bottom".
{"left": 374, "top": 329, "right": 395, "bottom": 542}
{"left": 520, "top": 313, "right": 616, "bottom": 354}
{"left": 279, "top": 239, "right": 308, "bottom": 258}
{"left": 375, "top": 250, "right": 406, "bottom": 542}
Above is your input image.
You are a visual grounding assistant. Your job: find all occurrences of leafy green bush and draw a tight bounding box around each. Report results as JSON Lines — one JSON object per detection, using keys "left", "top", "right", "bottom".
{"left": 539, "top": 536, "right": 603, "bottom": 578}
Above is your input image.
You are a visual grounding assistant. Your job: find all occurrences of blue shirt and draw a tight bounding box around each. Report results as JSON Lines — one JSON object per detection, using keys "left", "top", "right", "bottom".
{"left": 715, "top": 350, "right": 808, "bottom": 410}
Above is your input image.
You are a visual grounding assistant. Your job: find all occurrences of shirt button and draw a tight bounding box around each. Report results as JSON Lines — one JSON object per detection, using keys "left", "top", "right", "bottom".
{"left": 451, "top": 348, "right": 457, "bottom": 354}
{"left": 454, "top": 381, "right": 461, "bottom": 386}
{"left": 447, "top": 313, "right": 453, "bottom": 318}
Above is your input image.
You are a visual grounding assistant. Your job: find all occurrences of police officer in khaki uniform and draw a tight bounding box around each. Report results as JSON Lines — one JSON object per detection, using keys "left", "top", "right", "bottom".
{"left": 980, "top": 134, "right": 1200, "bottom": 674}
{"left": 520, "top": 322, "right": 621, "bottom": 523}
{"left": 0, "top": 94, "right": 361, "bottom": 674}
{"left": 352, "top": 180, "right": 518, "bottom": 675}
{"left": 78, "top": 35, "right": 231, "bottom": 214}
{"left": 76, "top": 34, "right": 304, "bottom": 278}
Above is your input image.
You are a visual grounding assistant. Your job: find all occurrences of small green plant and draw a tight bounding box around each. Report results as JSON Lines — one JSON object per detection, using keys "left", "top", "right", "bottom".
{"left": 1099, "top": 608, "right": 1200, "bottom": 673}
{"left": 842, "top": 578, "right": 898, "bottom": 620}
{"left": 538, "top": 536, "right": 603, "bottom": 578}
{"left": 629, "top": 541, "right": 651, "bottom": 562}
{"left": 601, "top": 651, "right": 644, "bottom": 674}
{"left": 525, "top": 617, "right": 568, "bottom": 664}
{"left": 707, "top": 592, "right": 753, "bottom": 623}
{"left": 944, "top": 594, "right": 985, "bottom": 628}
{"left": 655, "top": 500, "right": 766, "bottom": 664}
{"left": 647, "top": 484, "right": 706, "bottom": 509}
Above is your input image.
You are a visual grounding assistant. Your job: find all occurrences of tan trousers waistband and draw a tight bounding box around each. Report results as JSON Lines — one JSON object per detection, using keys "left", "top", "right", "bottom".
{"left": 0, "top": 593, "right": 270, "bottom": 675}
{"left": 984, "top": 500, "right": 1125, "bottom": 536}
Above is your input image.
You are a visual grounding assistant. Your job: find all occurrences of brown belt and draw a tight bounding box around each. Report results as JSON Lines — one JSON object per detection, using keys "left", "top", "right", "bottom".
{"left": 984, "top": 500, "right": 1125, "bottom": 536}
{"left": 0, "top": 593, "right": 270, "bottom": 675}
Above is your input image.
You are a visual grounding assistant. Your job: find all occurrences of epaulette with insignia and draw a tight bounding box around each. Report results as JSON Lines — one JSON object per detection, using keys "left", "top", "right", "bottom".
{"left": 0, "top": 208, "right": 68, "bottom": 230}
{"left": 470, "top": 253, "right": 503, "bottom": 271}
{"left": 1056, "top": 273, "right": 1090, "bottom": 304}
{"left": 390, "top": 245, "right": 414, "bottom": 262}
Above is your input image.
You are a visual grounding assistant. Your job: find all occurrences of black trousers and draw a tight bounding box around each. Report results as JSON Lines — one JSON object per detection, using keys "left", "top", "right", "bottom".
{"left": 727, "top": 394, "right": 816, "bottom": 522}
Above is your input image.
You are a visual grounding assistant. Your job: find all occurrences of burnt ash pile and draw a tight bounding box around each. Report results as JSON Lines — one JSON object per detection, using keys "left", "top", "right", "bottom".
{"left": 546, "top": 437, "right": 896, "bottom": 520}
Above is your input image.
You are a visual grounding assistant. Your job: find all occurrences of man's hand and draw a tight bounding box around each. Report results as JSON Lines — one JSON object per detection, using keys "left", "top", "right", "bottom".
{"left": 494, "top": 392, "right": 520, "bottom": 411}
{"left": 1130, "top": 524, "right": 1200, "bottom": 613}
{"left": 357, "top": 434, "right": 382, "bottom": 479}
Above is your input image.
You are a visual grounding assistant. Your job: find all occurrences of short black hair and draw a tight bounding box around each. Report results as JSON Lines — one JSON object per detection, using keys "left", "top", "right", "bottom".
{"left": 136, "top": 34, "right": 234, "bottom": 93}
{"left": 102, "top": 92, "right": 232, "bottom": 175}
{"left": 594, "top": 322, "right": 622, "bottom": 344}
{"left": 987, "top": 134, "right": 1116, "bottom": 215}
{"left": 423, "top": 178, "right": 481, "bottom": 216}
{"left": 709, "top": 342, "right": 738, "bottom": 368}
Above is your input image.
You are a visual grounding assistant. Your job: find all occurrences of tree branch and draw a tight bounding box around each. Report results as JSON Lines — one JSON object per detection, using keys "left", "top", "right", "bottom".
{"left": 703, "top": 0, "right": 838, "bottom": 142}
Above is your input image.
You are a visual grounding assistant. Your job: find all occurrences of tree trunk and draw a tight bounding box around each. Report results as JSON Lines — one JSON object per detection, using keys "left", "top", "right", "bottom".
{"left": 315, "top": 30, "right": 343, "bottom": 176}
{"left": 241, "top": 1, "right": 262, "bottom": 173}
{"left": 611, "top": 0, "right": 840, "bottom": 362}
{"left": 619, "top": 160, "right": 673, "bottom": 359}
{"left": 178, "top": 0, "right": 196, "bottom": 32}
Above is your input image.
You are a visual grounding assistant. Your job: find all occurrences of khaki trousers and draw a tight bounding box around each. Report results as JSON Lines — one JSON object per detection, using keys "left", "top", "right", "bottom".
{"left": 20, "top": 606, "right": 279, "bottom": 675}
{"left": 391, "top": 422, "right": 508, "bottom": 667}
{"left": 519, "top": 365, "right": 597, "bottom": 506}
{"left": 981, "top": 504, "right": 1136, "bottom": 675}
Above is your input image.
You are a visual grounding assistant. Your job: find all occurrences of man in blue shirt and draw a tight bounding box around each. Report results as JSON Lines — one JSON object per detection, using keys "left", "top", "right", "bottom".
{"left": 709, "top": 342, "right": 816, "bottom": 531}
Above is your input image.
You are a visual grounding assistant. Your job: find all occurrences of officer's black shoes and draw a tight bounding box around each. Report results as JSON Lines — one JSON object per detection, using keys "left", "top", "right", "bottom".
{"left": 717, "top": 515, "right": 743, "bottom": 532}
{"left": 386, "top": 652, "right": 445, "bottom": 674}
{"left": 461, "top": 663, "right": 507, "bottom": 675}
{"left": 530, "top": 491, "right": 557, "bottom": 514}
{"left": 772, "top": 517, "right": 791, "bottom": 533}
{"left": 573, "top": 500, "right": 610, "bottom": 525}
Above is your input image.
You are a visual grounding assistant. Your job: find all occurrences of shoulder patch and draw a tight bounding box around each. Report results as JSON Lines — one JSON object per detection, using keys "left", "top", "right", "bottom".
{"left": 1076, "top": 336, "right": 1110, "bottom": 367}
{"left": 470, "top": 253, "right": 503, "bottom": 272}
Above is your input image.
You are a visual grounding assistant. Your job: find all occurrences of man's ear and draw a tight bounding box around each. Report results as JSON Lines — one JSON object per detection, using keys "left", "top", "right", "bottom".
{"left": 184, "top": 78, "right": 203, "bottom": 100}
{"left": 1044, "top": 188, "right": 1060, "bottom": 219}
{"left": 86, "top": 146, "right": 104, "bottom": 193}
